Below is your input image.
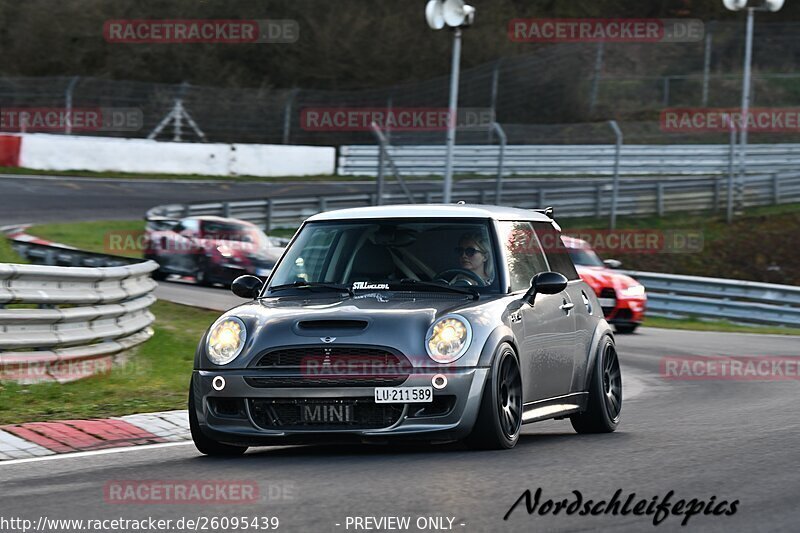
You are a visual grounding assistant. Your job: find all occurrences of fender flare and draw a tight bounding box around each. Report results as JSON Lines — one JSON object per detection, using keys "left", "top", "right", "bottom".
{"left": 581, "top": 321, "right": 615, "bottom": 392}
{"left": 477, "top": 325, "right": 518, "bottom": 368}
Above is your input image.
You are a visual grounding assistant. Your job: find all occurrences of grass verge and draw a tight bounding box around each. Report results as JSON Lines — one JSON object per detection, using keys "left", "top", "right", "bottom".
{"left": 1, "top": 166, "right": 520, "bottom": 183}
{"left": 0, "top": 236, "right": 26, "bottom": 263}
{"left": 642, "top": 316, "right": 800, "bottom": 336}
{"left": 0, "top": 300, "right": 218, "bottom": 425}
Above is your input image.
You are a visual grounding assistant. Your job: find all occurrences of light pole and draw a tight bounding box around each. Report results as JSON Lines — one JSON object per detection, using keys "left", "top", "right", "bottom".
{"left": 722, "top": 0, "right": 785, "bottom": 215}
{"left": 425, "top": 0, "right": 476, "bottom": 203}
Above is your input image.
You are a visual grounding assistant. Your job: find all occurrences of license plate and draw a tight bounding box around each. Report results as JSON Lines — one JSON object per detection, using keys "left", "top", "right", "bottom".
{"left": 301, "top": 403, "right": 354, "bottom": 423}
{"left": 598, "top": 298, "right": 616, "bottom": 307}
{"left": 374, "top": 386, "right": 433, "bottom": 403}
{"left": 255, "top": 268, "right": 272, "bottom": 277}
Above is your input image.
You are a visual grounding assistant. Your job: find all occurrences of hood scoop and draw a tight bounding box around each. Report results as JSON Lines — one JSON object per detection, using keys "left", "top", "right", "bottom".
{"left": 296, "top": 319, "right": 369, "bottom": 334}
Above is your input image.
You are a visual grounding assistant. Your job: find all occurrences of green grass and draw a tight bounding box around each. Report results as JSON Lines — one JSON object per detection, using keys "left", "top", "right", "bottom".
{"left": 0, "top": 166, "right": 522, "bottom": 183}
{"left": 642, "top": 316, "right": 800, "bottom": 336}
{"left": 0, "top": 237, "right": 26, "bottom": 263}
{"left": 560, "top": 202, "right": 800, "bottom": 286}
{"left": 0, "top": 300, "right": 219, "bottom": 425}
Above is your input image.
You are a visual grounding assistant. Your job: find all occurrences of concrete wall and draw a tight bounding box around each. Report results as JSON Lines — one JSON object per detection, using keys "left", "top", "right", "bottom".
{"left": 10, "top": 133, "right": 335, "bottom": 177}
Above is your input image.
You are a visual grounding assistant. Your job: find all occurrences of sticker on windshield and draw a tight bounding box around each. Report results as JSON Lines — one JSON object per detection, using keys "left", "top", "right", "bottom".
{"left": 353, "top": 281, "right": 390, "bottom": 290}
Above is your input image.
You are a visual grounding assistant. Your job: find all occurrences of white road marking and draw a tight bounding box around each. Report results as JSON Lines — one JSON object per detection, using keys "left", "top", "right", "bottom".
{"left": 0, "top": 441, "right": 195, "bottom": 467}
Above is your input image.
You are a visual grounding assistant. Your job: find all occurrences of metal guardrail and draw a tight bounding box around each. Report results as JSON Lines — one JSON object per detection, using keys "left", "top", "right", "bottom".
{"left": 147, "top": 172, "right": 800, "bottom": 230}
{"left": 338, "top": 144, "right": 800, "bottom": 177}
{"left": 622, "top": 270, "right": 800, "bottom": 327}
{"left": 1, "top": 230, "right": 159, "bottom": 383}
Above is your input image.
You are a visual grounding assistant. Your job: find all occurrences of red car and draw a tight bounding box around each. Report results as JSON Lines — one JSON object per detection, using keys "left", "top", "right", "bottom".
{"left": 562, "top": 236, "right": 646, "bottom": 334}
{"left": 144, "top": 216, "right": 286, "bottom": 287}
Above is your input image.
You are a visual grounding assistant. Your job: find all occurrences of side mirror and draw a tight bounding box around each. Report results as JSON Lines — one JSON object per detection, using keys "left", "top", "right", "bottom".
{"left": 603, "top": 259, "right": 622, "bottom": 269}
{"left": 231, "top": 275, "right": 263, "bottom": 299}
{"left": 523, "top": 271, "right": 568, "bottom": 305}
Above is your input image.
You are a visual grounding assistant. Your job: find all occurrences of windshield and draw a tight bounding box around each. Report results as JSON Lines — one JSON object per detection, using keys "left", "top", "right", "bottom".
{"left": 567, "top": 247, "right": 604, "bottom": 267}
{"left": 266, "top": 219, "right": 500, "bottom": 294}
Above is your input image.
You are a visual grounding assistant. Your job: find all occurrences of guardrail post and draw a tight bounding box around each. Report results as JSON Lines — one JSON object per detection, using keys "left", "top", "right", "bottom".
{"left": 265, "top": 199, "right": 273, "bottom": 231}
{"left": 480, "top": 189, "right": 488, "bottom": 204}
{"left": 657, "top": 183, "right": 664, "bottom": 217}
{"left": 319, "top": 197, "right": 327, "bottom": 212}
{"left": 540, "top": 189, "right": 546, "bottom": 209}
{"left": 425, "top": 192, "right": 434, "bottom": 204}
{"left": 222, "top": 202, "right": 231, "bottom": 218}
{"left": 713, "top": 177, "right": 721, "bottom": 213}
{"left": 491, "top": 122, "right": 507, "bottom": 204}
{"left": 773, "top": 173, "right": 780, "bottom": 205}
{"left": 608, "top": 120, "right": 623, "bottom": 228}
{"left": 595, "top": 184, "right": 603, "bottom": 217}
{"left": 182, "top": 205, "right": 190, "bottom": 217}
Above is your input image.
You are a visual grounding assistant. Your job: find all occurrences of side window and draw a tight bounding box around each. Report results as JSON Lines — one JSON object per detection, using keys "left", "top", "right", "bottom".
{"left": 533, "top": 222, "right": 579, "bottom": 280}
{"left": 180, "top": 219, "right": 200, "bottom": 235}
{"left": 498, "top": 221, "right": 549, "bottom": 292}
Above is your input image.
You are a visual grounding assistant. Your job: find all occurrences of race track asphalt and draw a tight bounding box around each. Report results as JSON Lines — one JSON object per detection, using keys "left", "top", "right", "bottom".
{"left": 2, "top": 174, "right": 799, "bottom": 532}
{"left": 1, "top": 327, "right": 798, "bottom": 532}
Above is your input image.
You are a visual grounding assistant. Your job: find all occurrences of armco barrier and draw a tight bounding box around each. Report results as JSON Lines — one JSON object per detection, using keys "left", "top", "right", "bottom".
{"left": 1, "top": 229, "right": 159, "bottom": 384}
{"left": 338, "top": 144, "right": 800, "bottom": 177}
{"left": 146, "top": 172, "right": 800, "bottom": 229}
{"left": 622, "top": 270, "right": 800, "bottom": 327}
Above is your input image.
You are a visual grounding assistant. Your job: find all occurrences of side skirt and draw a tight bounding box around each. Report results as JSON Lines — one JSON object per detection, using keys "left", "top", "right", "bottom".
{"left": 521, "top": 392, "right": 588, "bottom": 424}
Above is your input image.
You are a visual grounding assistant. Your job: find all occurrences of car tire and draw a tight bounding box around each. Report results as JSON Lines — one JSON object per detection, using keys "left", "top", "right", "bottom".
{"left": 464, "top": 343, "right": 522, "bottom": 450}
{"left": 615, "top": 324, "right": 638, "bottom": 334}
{"left": 570, "top": 336, "right": 621, "bottom": 434}
{"left": 144, "top": 255, "right": 168, "bottom": 281}
{"left": 188, "top": 386, "right": 248, "bottom": 457}
{"left": 195, "top": 257, "right": 213, "bottom": 287}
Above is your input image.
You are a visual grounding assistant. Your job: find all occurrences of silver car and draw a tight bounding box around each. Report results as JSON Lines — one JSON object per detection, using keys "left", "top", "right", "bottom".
{"left": 189, "top": 204, "right": 622, "bottom": 455}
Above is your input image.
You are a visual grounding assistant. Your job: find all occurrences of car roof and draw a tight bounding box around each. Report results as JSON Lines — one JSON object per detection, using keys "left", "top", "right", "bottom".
{"left": 187, "top": 215, "right": 256, "bottom": 227}
{"left": 306, "top": 204, "right": 554, "bottom": 223}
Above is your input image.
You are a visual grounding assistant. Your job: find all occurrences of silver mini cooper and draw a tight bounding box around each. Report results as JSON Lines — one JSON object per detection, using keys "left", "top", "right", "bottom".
{"left": 189, "top": 204, "right": 622, "bottom": 455}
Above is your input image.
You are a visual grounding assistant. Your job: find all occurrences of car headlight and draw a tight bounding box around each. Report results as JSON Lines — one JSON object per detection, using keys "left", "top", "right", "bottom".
{"left": 206, "top": 317, "right": 246, "bottom": 365}
{"left": 426, "top": 315, "right": 472, "bottom": 364}
{"left": 620, "top": 284, "right": 645, "bottom": 298}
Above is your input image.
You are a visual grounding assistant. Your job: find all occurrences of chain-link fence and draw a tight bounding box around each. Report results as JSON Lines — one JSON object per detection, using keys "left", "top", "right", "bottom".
{"left": 3, "top": 22, "right": 800, "bottom": 146}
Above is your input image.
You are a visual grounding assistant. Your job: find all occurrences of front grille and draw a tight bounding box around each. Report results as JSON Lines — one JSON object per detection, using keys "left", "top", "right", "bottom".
{"left": 599, "top": 288, "right": 617, "bottom": 315}
{"left": 254, "top": 346, "right": 407, "bottom": 368}
{"left": 599, "top": 288, "right": 616, "bottom": 298}
{"left": 245, "top": 375, "right": 407, "bottom": 388}
{"left": 248, "top": 398, "right": 404, "bottom": 430}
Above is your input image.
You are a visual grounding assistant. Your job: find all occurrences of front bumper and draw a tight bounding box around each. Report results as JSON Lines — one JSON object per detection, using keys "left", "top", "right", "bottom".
{"left": 191, "top": 367, "right": 489, "bottom": 446}
{"left": 605, "top": 297, "right": 646, "bottom": 325}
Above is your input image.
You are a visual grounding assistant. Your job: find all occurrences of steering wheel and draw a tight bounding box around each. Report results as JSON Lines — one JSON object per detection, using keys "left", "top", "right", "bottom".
{"left": 434, "top": 268, "right": 486, "bottom": 286}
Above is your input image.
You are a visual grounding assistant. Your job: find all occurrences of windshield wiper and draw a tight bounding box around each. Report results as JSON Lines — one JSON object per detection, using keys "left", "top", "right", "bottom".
{"left": 394, "top": 279, "right": 479, "bottom": 299}
{"left": 268, "top": 281, "right": 354, "bottom": 297}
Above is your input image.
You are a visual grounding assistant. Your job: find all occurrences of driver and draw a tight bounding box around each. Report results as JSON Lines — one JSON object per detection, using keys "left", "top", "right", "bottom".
{"left": 452, "top": 232, "right": 494, "bottom": 286}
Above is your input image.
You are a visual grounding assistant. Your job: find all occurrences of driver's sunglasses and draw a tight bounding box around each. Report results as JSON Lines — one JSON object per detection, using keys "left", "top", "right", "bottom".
{"left": 455, "top": 246, "right": 484, "bottom": 257}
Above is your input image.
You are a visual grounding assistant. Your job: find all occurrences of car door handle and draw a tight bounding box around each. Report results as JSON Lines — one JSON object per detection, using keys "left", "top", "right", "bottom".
{"left": 560, "top": 302, "right": 575, "bottom": 311}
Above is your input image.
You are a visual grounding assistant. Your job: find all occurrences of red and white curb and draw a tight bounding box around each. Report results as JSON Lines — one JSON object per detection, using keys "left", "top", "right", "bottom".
{"left": 0, "top": 410, "right": 189, "bottom": 461}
